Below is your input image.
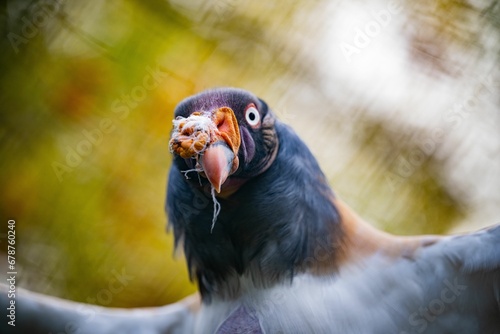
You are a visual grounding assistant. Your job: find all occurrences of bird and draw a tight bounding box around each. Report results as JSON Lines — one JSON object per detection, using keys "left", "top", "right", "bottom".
{"left": 166, "top": 87, "right": 500, "bottom": 334}
{"left": 1, "top": 87, "right": 499, "bottom": 334}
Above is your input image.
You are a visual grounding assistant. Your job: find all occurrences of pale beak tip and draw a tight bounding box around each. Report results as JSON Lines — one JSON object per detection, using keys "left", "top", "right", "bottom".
{"left": 200, "top": 142, "right": 234, "bottom": 193}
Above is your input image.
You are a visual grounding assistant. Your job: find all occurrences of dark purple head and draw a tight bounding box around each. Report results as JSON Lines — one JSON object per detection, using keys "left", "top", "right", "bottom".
{"left": 172, "top": 88, "right": 279, "bottom": 196}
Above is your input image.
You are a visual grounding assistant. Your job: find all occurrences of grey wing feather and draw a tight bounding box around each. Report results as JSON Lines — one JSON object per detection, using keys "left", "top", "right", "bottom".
{"left": 0, "top": 285, "right": 198, "bottom": 334}
{"left": 393, "top": 225, "right": 500, "bottom": 334}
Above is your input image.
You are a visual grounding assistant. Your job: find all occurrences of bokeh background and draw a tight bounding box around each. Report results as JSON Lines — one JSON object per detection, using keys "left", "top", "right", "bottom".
{"left": 1, "top": 0, "right": 499, "bottom": 308}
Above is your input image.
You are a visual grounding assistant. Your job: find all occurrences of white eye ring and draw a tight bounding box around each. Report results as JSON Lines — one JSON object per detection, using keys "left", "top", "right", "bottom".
{"left": 245, "top": 106, "right": 260, "bottom": 127}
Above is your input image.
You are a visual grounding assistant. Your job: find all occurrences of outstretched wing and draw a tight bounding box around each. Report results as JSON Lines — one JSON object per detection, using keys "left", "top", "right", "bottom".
{"left": 371, "top": 224, "right": 500, "bottom": 334}
{"left": 405, "top": 224, "right": 500, "bottom": 333}
{"left": 0, "top": 285, "right": 199, "bottom": 334}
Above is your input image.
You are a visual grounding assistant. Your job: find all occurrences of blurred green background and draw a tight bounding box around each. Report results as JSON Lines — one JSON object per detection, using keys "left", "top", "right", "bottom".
{"left": 0, "top": 0, "right": 499, "bottom": 307}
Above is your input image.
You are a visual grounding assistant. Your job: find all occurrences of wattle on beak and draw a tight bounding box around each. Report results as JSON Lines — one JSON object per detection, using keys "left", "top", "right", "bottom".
{"left": 201, "top": 107, "right": 241, "bottom": 193}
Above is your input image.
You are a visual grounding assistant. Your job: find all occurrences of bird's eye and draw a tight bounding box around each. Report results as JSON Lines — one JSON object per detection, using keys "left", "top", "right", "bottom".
{"left": 245, "top": 105, "right": 260, "bottom": 127}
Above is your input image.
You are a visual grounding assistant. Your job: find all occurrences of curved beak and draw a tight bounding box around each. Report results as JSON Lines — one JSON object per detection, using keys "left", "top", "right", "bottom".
{"left": 201, "top": 142, "right": 235, "bottom": 193}
{"left": 201, "top": 107, "right": 241, "bottom": 193}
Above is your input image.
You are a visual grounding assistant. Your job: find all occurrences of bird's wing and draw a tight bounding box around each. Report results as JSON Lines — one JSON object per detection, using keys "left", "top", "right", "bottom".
{"left": 391, "top": 224, "right": 500, "bottom": 334}
{"left": 330, "top": 200, "right": 500, "bottom": 334}
{"left": 0, "top": 285, "right": 199, "bottom": 334}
